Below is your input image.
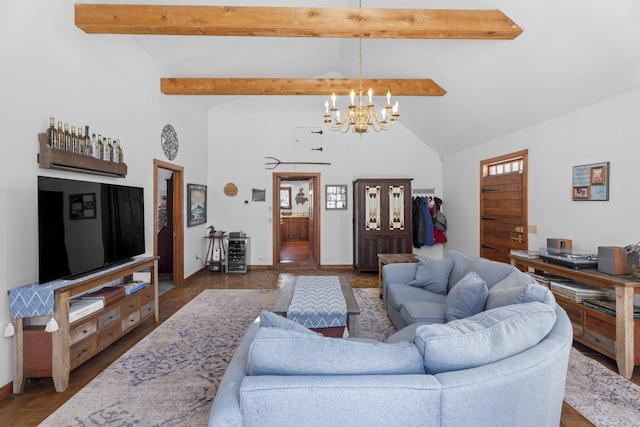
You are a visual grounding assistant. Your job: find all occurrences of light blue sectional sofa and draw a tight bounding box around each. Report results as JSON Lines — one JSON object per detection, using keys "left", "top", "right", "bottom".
{"left": 209, "top": 251, "right": 572, "bottom": 427}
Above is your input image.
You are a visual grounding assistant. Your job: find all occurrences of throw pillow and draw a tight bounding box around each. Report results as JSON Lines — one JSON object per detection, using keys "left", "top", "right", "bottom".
{"left": 247, "top": 328, "right": 425, "bottom": 376}
{"left": 445, "top": 271, "right": 489, "bottom": 321}
{"left": 414, "top": 302, "right": 557, "bottom": 374}
{"left": 407, "top": 256, "right": 454, "bottom": 295}
{"left": 445, "top": 250, "right": 474, "bottom": 292}
{"left": 485, "top": 271, "right": 557, "bottom": 311}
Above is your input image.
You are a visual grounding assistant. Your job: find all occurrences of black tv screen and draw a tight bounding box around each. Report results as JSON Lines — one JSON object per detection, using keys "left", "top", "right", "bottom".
{"left": 38, "top": 176, "right": 145, "bottom": 284}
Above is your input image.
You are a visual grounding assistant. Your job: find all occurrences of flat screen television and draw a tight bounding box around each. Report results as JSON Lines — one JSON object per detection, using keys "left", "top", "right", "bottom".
{"left": 38, "top": 175, "right": 145, "bottom": 284}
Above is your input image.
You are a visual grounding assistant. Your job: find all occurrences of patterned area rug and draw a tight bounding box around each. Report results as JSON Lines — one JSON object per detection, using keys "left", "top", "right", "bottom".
{"left": 39, "top": 288, "right": 639, "bottom": 426}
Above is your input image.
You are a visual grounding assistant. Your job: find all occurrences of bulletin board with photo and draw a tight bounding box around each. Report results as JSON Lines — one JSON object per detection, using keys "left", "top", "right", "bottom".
{"left": 572, "top": 161, "right": 609, "bottom": 201}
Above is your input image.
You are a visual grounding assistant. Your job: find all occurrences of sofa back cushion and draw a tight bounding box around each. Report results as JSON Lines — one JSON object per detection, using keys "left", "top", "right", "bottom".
{"left": 445, "top": 272, "right": 489, "bottom": 321}
{"left": 407, "top": 256, "right": 454, "bottom": 295}
{"left": 485, "top": 271, "right": 557, "bottom": 311}
{"left": 414, "top": 302, "right": 557, "bottom": 374}
{"left": 446, "top": 250, "right": 474, "bottom": 291}
{"left": 247, "top": 327, "right": 425, "bottom": 376}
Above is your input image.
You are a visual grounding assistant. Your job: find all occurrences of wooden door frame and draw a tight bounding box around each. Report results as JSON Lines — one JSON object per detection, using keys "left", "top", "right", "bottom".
{"left": 153, "top": 159, "right": 185, "bottom": 286}
{"left": 479, "top": 149, "right": 528, "bottom": 258}
{"left": 272, "top": 172, "right": 321, "bottom": 269}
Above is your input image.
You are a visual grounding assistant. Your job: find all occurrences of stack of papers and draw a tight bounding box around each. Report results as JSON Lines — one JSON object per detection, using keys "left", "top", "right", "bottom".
{"left": 549, "top": 281, "right": 611, "bottom": 302}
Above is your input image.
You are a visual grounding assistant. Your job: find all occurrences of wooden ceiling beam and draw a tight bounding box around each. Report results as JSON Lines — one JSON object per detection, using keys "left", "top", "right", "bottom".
{"left": 160, "top": 78, "right": 447, "bottom": 96}
{"left": 76, "top": 4, "right": 522, "bottom": 40}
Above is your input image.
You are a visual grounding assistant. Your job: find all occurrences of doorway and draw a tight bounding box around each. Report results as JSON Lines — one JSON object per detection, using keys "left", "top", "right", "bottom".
{"left": 154, "top": 159, "right": 185, "bottom": 288}
{"left": 479, "top": 149, "right": 528, "bottom": 263}
{"left": 273, "top": 172, "right": 320, "bottom": 269}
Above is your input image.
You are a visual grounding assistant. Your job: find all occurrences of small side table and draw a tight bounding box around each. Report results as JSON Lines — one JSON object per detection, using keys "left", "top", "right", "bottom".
{"left": 204, "top": 235, "right": 227, "bottom": 272}
{"left": 377, "top": 253, "right": 417, "bottom": 298}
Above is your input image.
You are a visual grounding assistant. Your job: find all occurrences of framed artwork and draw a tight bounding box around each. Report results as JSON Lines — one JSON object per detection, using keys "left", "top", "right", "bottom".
{"left": 572, "top": 161, "right": 609, "bottom": 201}
{"left": 187, "top": 183, "right": 207, "bottom": 226}
{"left": 69, "top": 193, "right": 96, "bottom": 220}
{"left": 326, "top": 184, "right": 347, "bottom": 210}
{"left": 280, "top": 187, "right": 292, "bottom": 209}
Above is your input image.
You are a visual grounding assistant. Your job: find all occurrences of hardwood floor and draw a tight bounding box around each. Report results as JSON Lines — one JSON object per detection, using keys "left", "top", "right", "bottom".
{"left": 0, "top": 268, "right": 636, "bottom": 426}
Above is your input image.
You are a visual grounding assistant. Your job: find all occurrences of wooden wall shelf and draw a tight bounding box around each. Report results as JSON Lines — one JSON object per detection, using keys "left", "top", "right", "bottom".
{"left": 38, "top": 134, "right": 127, "bottom": 178}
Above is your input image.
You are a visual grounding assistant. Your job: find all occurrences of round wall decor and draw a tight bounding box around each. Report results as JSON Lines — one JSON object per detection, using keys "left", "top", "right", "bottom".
{"left": 224, "top": 182, "right": 238, "bottom": 197}
{"left": 161, "top": 124, "right": 179, "bottom": 160}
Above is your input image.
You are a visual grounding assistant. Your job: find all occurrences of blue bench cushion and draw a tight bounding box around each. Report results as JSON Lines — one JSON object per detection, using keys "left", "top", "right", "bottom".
{"left": 445, "top": 272, "right": 489, "bottom": 321}
{"left": 414, "top": 302, "right": 557, "bottom": 374}
{"left": 247, "top": 327, "right": 425, "bottom": 376}
{"left": 407, "top": 256, "right": 454, "bottom": 295}
{"left": 485, "top": 271, "right": 557, "bottom": 311}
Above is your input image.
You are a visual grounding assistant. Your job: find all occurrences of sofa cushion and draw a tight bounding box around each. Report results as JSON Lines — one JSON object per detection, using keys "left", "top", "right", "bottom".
{"left": 414, "top": 302, "right": 557, "bottom": 374}
{"left": 464, "top": 256, "right": 516, "bottom": 289}
{"left": 407, "top": 256, "right": 454, "bottom": 295}
{"left": 259, "top": 311, "right": 320, "bottom": 335}
{"left": 400, "top": 302, "right": 447, "bottom": 325}
{"left": 485, "top": 271, "right": 557, "bottom": 311}
{"left": 247, "top": 328, "right": 425, "bottom": 376}
{"left": 446, "top": 250, "right": 474, "bottom": 292}
{"left": 387, "top": 282, "right": 447, "bottom": 311}
{"left": 445, "top": 272, "right": 489, "bottom": 321}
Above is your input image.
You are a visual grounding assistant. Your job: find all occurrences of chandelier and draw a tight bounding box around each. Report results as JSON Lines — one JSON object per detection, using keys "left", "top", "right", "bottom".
{"left": 323, "top": 38, "right": 399, "bottom": 134}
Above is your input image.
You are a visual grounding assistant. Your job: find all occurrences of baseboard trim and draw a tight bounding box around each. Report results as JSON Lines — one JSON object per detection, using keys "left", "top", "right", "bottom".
{"left": 0, "top": 381, "right": 12, "bottom": 400}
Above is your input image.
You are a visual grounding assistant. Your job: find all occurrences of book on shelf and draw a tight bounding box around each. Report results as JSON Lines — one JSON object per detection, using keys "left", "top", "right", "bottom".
{"left": 510, "top": 249, "right": 540, "bottom": 259}
{"left": 69, "top": 298, "right": 104, "bottom": 323}
{"left": 527, "top": 272, "right": 573, "bottom": 287}
{"left": 82, "top": 285, "right": 126, "bottom": 304}
{"left": 120, "top": 280, "right": 147, "bottom": 295}
{"left": 549, "top": 280, "right": 611, "bottom": 303}
{"left": 583, "top": 299, "right": 640, "bottom": 319}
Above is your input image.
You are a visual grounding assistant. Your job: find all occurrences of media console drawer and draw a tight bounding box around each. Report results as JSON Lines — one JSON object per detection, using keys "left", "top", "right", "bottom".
{"left": 69, "top": 319, "right": 97, "bottom": 346}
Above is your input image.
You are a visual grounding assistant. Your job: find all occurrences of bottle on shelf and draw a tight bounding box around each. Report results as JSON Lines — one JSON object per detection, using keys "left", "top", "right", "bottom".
{"left": 63, "top": 124, "right": 71, "bottom": 151}
{"left": 98, "top": 134, "right": 104, "bottom": 160}
{"left": 47, "top": 117, "right": 57, "bottom": 148}
{"left": 112, "top": 138, "right": 120, "bottom": 163}
{"left": 104, "top": 137, "right": 112, "bottom": 162}
{"left": 56, "top": 121, "right": 64, "bottom": 150}
{"left": 77, "top": 127, "right": 85, "bottom": 154}
{"left": 116, "top": 139, "right": 124, "bottom": 164}
{"left": 84, "top": 126, "right": 91, "bottom": 156}
{"left": 91, "top": 133, "right": 98, "bottom": 159}
{"left": 70, "top": 126, "right": 77, "bottom": 153}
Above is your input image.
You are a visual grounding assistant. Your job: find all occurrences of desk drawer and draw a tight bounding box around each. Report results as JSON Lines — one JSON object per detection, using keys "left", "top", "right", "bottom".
{"left": 584, "top": 330, "right": 616, "bottom": 356}
{"left": 98, "top": 307, "right": 121, "bottom": 329}
{"left": 141, "top": 301, "right": 155, "bottom": 319}
{"left": 121, "top": 310, "right": 140, "bottom": 331}
{"left": 69, "top": 319, "right": 97, "bottom": 346}
{"left": 70, "top": 335, "right": 97, "bottom": 369}
{"left": 585, "top": 314, "right": 615, "bottom": 340}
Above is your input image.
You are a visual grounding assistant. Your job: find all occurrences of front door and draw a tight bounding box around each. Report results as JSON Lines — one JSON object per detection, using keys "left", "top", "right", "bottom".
{"left": 479, "top": 150, "right": 528, "bottom": 263}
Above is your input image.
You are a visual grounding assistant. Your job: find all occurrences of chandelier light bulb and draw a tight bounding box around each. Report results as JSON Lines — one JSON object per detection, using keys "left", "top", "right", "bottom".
{"left": 387, "top": 90, "right": 391, "bottom": 104}
{"left": 350, "top": 90, "right": 355, "bottom": 105}
{"left": 393, "top": 101, "right": 399, "bottom": 114}
{"left": 368, "top": 88, "right": 373, "bottom": 103}
{"left": 331, "top": 93, "right": 337, "bottom": 107}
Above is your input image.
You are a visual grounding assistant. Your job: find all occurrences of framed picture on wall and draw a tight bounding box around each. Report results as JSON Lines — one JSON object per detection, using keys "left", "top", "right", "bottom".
{"left": 572, "top": 161, "right": 609, "bottom": 201}
{"left": 326, "top": 184, "right": 347, "bottom": 210}
{"left": 187, "top": 183, "right": 207, "bottom": 226}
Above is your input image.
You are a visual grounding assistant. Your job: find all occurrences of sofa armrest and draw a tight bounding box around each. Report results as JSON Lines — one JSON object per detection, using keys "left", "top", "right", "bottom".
{"left": 239, "top": 374, "right": 442, "bottom": 427}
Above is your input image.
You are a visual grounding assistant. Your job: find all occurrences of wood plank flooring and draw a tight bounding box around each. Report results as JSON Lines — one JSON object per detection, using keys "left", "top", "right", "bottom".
{"left": 0, "top": 268, "right": 636, "bottom": 426}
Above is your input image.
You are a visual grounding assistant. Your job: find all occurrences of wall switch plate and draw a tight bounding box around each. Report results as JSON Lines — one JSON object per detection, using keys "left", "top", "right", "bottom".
{"left": 528, "top": 225, "right": 537, "bottom": 234}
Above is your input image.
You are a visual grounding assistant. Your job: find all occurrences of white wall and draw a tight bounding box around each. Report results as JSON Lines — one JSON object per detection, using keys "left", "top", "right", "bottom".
{"left": 0, "top": 1, "right": 208, "bottom": 388}
{"left": 443, "top": 88, "right": 640, "bottom": 256}
{"left": 207, "top": 95, "right": 445, "bottom": 266}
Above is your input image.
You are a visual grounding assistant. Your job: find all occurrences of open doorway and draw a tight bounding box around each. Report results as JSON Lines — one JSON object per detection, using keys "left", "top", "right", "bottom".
{"left": 272, "top": 172, "right": 320, "bottom": 269}
{"left": 154, "top": 159, "right": 185, "bottom": 290}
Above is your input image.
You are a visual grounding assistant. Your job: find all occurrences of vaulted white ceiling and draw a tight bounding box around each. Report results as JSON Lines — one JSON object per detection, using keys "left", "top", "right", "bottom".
{"left": 97, "top": 0, "right": 640, "bottom": 156}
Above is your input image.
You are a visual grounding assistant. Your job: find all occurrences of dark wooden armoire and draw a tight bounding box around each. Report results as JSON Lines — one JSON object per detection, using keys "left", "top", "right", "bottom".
{"left": 352, "top": 178, "right": 413, "bottom": 273}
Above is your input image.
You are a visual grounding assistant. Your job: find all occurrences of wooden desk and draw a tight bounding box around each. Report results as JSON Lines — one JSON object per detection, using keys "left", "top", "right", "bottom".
{"left": 510, "top": 255, "right": 640, "bottom": 379}
{"left": 377, "top": 253, "right": 417, "bottom": 298}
